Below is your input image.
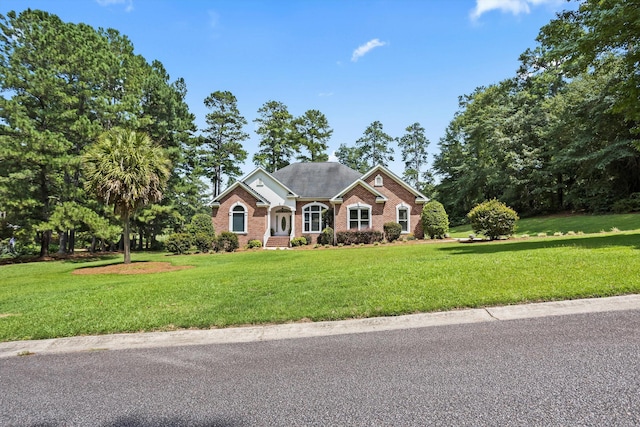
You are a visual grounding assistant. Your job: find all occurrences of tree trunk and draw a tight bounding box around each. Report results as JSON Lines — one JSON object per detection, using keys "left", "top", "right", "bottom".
{"left": 69, "top": 229, "right": 75, "bottom": 254}
{"left": 90, "top": 236, "right": 96, "bottom": 253}
{"left": 123, "top": 211, "right": 131, "bottom": 264}
{"left": 58, "top": 231, "right": 67, "bottom": 254}
{"left": 39, "top": 230, "right": 50, "bottom": 258}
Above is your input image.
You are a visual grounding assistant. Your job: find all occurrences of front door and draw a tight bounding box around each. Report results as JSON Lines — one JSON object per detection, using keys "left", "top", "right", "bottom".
{"left": 274, "top": 212, "right": 291, "bottom": 236}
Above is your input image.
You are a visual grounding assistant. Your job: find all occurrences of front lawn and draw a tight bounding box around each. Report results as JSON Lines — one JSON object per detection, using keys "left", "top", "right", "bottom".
{"left": 1, "top": 229, "right": 639, "bottom": 342}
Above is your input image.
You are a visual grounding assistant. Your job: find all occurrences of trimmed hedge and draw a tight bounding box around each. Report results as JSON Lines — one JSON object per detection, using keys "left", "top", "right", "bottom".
{"left": 383, "top": 222, "right": 402, "bottom": 242}
{"left": 318, "top": 227, "right": 333, "bottom": 245}
{"left": 165, "top": 233, "right": 192, "bottom": 254}
{"left": 193, "top": 232, "right": 214, "bottom": 253}
{"left": 290, "top": 236, "right": 307, "bottom": 247}
{"left": 214, "top": 231, "right": 239, "bottom": 252}
{"left": 336, "top": 229, "right": 383, "bottom": 245}
{"left": 467, "top": 199, "right": 519, "bottom": 240}
{"left": 422, "top": 200, "right": 450, "bottom": 239}
{"left": 247, "top": 239, "right": 262, "bottom": 249}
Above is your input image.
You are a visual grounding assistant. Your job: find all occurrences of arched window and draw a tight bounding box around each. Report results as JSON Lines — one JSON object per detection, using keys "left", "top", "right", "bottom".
{"left": 396, "top": 203, "right": 410, "bottom": 233}
{"left": 229, "top": 203, "right": 247, "bottom": 233}
{"left": 302, "top": 203, "right": 328, "bottom": 233}
{"left": 347, "top": 203, "right": 371, "bottom": 230}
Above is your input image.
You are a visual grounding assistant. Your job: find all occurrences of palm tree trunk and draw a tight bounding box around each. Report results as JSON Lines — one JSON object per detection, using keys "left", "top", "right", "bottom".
{"left": 123, "top": 211, "right": 131, "bottom": 264}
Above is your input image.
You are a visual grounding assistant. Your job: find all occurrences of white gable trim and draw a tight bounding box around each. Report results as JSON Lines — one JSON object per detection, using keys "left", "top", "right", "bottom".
{"left": 241, "top": 167, "right": 299, "bottom": 198}
{"left": 361, "top": 165, "right": 429, "bottom": 204}
{"left": 330, "top": 179, "right": 388, "bottom": 204}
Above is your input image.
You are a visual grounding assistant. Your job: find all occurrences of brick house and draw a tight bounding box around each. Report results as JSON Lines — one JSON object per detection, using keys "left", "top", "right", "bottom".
{"left": 212, "top": 162, "right": 428, "bottom": 247}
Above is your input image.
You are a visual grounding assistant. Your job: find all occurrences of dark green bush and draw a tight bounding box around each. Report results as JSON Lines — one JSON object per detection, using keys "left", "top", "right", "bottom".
{"left": 336, "top": 229, "right": 383, "bottom": 245}
{"left": 383, "top": 222, "right": 402, "bottom": 242}
{"left": 187, "top": 213, "right": 215, "bottom": 236}
{"left": 247, "top": 239, "right": 262, "bottom": 249}
{"left": 422, "top": 200, "right": 450, "bottom": 239}
{"left": 302, "top": 234, "right": 312, "bottom": 245}
{"left": 214, "top": 231, "right": 239, "bottom": 252}
{"left": 467, "top": 199, "right": 519, "bottom": 240}
{"left": 165, "top": 233, "right": 192, "bottom": 254}
{"left": 318, "top": 227, "right": 333, "bottom": 245}
{"left": 193, "top": 232, "right": 214, "bottom": 252}
{"left": 290, "top": 236, "right": 307, "bottom": 247}
{"left": 612, "top": 193, "right": 640, "bottom": 213}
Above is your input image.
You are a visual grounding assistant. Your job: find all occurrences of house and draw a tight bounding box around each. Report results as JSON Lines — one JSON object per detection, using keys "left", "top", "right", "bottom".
{"left": 211, "top": 162, "right": 428, "bottom": 247}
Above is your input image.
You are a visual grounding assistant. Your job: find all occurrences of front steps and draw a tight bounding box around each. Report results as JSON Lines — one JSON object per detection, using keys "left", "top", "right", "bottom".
{"left": 265, "top": 236, "right": 290, "bottom": 248}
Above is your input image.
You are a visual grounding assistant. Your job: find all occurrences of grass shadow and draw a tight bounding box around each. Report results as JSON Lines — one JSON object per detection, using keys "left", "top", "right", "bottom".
{"left": 62, "top": 254, "right": 122, "bottom": 264}
{"left": 438, "top": 233, "right": 640, "bottom": 255}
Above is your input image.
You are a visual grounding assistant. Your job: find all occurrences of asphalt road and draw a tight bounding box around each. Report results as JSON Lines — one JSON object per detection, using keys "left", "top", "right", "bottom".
{"left": 2, "top": 309, "right": 639, "bottom": 426}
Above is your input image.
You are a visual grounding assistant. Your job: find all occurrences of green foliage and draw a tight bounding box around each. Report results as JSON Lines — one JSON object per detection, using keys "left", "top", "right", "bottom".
{"left": 247, "top": 239, "right": 263, "bottom": 249}
{"left": 383, "top": 222, "right": 402, "bottom": 242}
{"left": 397, "top": 122, "right": 432, "bottom": 191}
{"left": 214, "top": 231, "right": 239, "bottom": 252}
{"left": 336, "top": 230, "right": 384, "bottom": 245}
{"left": 252, "top": 100, "right": 296, "bottom": 172}
{"left": 355, "top": 121, "right": 394, "bottom": 170}
{"left": 165, "top": 233, "right": 192, "bottom": 254}
{"left": 290, "top": 237, "right": 307, "bottom": 247}
{"left": 188, "top": 213, "right": 215, "bottom": 236}
{"left": 293, "top": 109, "right": 332, "bottom": 162}
{"left": 467, "top": 199, "right": 519, "bottom": 240}
{"left": 193, "top": 232, "right": 214, "bottom": 253}
{"left": 317, "top": 227, "right": 334, "bottom": 245}
{"left": 421, "top": 200, "right": 450, "bottom": 239}
{"left": 335, "top": 144, "right": 368, "bottom": 173}
{"left": 302, "top": 235, "right": 312, "bottom": 246}
{"left": 612, "top": 194, "right": 640, "bottom": 214}
{"left": 198, "top": 91, "right": 249, "bottom": 197}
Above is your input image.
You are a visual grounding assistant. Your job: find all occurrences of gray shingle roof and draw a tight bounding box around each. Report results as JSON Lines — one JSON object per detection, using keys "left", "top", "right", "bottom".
{"left": 271, "top": 162, "right": 362, "bottom": 198}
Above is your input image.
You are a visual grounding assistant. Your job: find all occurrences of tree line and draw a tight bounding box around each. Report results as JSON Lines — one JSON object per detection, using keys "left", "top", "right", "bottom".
{"left": 432, "top": 0, "right": 640, "bottom": 223}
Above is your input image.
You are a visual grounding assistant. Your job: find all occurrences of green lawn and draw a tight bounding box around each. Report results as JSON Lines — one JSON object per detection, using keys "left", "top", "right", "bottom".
{"left": 449, "top": 212, "right": 640, "bottom": 238}
{"left": 1, "top": 227, "right": 640, "bottom": 342}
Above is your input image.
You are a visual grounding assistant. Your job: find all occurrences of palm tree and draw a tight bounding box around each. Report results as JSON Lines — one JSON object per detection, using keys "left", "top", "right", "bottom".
{"left": 83, "top": 128, "right": 171, "bottom": 264}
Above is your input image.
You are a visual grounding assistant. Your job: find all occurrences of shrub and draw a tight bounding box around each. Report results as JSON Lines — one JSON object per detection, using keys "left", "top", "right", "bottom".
{"left": 290, "top": 237, "right": 307, "bottom": 247}
{"left": 165, "top": 233, "right": 192, "bottom": 254}
{"left": 336, "top": 229, "right": 384, "bottom": 245}
{"left": 383, "top": 222, "right": 402, "bottom": 242}
{"left": 187, "top": 213, "right": 215, "bottom": 236}
{"left": 247, "top": 239, "right": 262, "bottom": 249}
{"left": 214, "top": 231, "right": 239, "bottom": 252}
{"left": 193, "top": 232, "right": 214, "bottom": 253}
{"left": 317, "top": 227, "right": 333, "bottom": 245}
{"left": 612, "top": 193, "right": 640, "bottom": 213}
{"left": 467, "top": 199, "right": 519, "bottom": 240}
{"left": 302, "top": 235, "right": 312, "bottom": 245}
{"left": 421, "top": 200, "right": 449, "bottom": 239}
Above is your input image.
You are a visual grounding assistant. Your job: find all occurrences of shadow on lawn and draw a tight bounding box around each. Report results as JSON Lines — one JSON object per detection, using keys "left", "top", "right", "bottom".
{"left": 438, "top": 233, "right": 640, "bottom": 255}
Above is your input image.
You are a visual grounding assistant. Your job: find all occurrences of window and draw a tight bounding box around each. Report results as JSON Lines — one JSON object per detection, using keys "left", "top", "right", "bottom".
{"left": 303, "top": 203, "right": 327, "bottom": 233}
{"left": 230, "top": 203, "right": 247, "bottom": 233}
{"left": 347, "top": 204, "right": 371, "bottom": 230}
{"left": 397, "top": 205, "right": 409, "bottom": 233}
{"left": 374, "top": 174, "right": 383, "bottom": 187}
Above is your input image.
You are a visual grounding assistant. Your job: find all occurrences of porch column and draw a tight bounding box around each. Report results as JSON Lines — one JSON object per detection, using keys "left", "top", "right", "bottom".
{"left": 264, "top": 207, "right": 272, "bottom": 247}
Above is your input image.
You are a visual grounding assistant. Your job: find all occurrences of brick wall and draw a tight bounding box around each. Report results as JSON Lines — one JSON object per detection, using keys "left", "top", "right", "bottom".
{"left": 212, "top": 186, "right": 268, "bottom": 247}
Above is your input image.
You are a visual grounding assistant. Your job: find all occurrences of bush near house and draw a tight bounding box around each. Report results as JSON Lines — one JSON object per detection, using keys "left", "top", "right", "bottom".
{"left": 214, "top": 231, "right": 239, "bottom": 252}
{"left": 336, "top": 229, "right": 384, "bottom": 245}
{"left": 247, "top": 239, "right": 262, "bottom": 249}
{"left": 302, "top": 235, "right": 312, "bottom": 246}
{"left": 318, "top": 227, "right": 333, "bottom": 245}
{"left": 193, "top": 232, "right": 214, "bottom": 253}
{"left": 290, "top": 236, "right": 307, "bottom": 247}
{"left": 165, "top": 233, "right": 193, "bottom": 254}
{"left": 422, "top": 200, "right": 450, "bottom": 239}
{"left": 467, "top": 199, "right": 519, "bottom": 240}
{"left": 383, "top": 222, "right": 402, "bottom": 242}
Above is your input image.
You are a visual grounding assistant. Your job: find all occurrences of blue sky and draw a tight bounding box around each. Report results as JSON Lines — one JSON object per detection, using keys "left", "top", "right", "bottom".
{"left": 2, "top": 0, "right": 571, "bottom": 177}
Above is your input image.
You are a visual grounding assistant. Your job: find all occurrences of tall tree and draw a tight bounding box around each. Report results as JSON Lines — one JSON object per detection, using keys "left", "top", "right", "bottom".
{"left": 355, "top": 121, "right": 395, "bottom": 170}
{"left": 293, "top": 109, "right": 332, "bottom": 162}
{"left": 335, "top": 143, "right": 368, "bottom": 173}
{"left": 397, "top": 122, "right": 432, "bottom": 191}
{"left": 83, "top": 128, "right": 171, "bottom": 264}
{"left": 253, "top": 100, "right": 296, "bottom": 172}
{"left": 199, "top": 91, "right": 249, "bottom": 196}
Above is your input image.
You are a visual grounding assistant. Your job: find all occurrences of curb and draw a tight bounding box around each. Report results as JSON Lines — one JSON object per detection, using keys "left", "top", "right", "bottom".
{"left": 1, "top": 294, "right": 639, "bottom": 359}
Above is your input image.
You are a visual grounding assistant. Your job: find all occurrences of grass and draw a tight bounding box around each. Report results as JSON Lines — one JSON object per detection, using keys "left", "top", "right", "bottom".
{"left": 1, "top": 226, "right": 640, "bottom": 342}
{"left": 448, "top": 212, "right": 640, "bottom": 238}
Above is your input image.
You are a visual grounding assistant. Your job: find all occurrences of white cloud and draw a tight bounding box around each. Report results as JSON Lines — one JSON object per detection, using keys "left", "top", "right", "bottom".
{"left": 328, "top": 151, "right": 339, "bottom": 162}
{"left": 470, "top": 0, "right": 559, "bottom": 20}
{"left": 351, "top": 38, "right": 387, "bottom": 62}
{"left": 96, "top": 0, "right": 133, "bottom": 12}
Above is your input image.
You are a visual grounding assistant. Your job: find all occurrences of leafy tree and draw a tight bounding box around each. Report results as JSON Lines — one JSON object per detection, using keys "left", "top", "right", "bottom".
{"left": 83, "top": 128, "right": 171, "bottom": 264}
{"left": 355, "top": 121, "right": 394, "bottom": 170}
{"left": 253, "top": 100, "right": 296, "bottom": 172}
{"left": 335, "top": 143, "right": 368, "bottom": 173}
{"left": 199, "top": 91, "right": 249, "bottom": 196}
{"left": 397, "top": 122, "right": 433, "bottom": 192}
{"left": 293, "top": 109, "right": 332, "bottom": 162}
